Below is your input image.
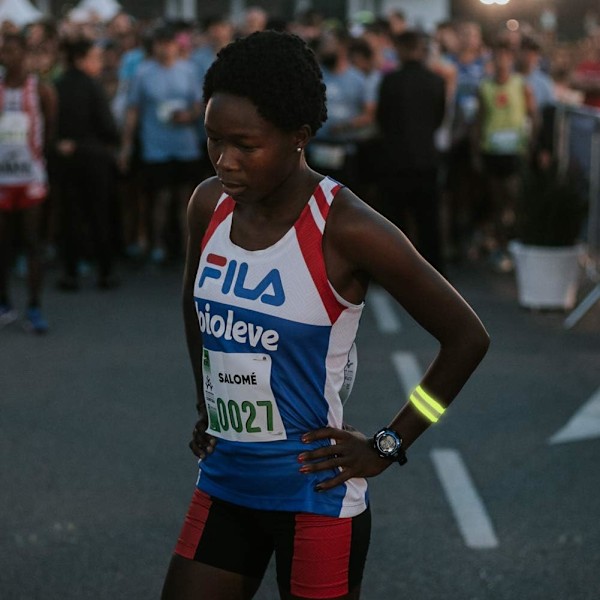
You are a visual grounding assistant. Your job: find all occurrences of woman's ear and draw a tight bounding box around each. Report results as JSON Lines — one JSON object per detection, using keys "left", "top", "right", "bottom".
{"left": 294, "top": 124, "right": 312, "bottom": 152}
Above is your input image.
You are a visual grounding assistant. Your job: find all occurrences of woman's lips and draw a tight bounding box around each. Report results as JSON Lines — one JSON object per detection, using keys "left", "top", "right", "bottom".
{"left": 219, "top": 179, "right": 246, "bottom": 194}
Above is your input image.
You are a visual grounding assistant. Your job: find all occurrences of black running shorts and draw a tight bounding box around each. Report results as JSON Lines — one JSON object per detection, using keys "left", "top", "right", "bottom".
{"left": 174, "top": 489, "right": 371, "bottom": 599}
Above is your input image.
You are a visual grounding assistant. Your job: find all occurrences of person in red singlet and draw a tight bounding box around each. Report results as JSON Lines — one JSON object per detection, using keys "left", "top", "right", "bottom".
{"left": 161, "top": 31, "right": 490, "bottom": 600}
{"left": 0, "top": 32, "right": 56, "bottom": 333}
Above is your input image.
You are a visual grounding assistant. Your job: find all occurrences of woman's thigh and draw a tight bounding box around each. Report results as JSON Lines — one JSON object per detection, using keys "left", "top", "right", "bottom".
{"left": 161, "top": 554, "right": 263, "bottom": 600}
{"left": 161, "top": 489, "right": 274, "bottom": 600}
{"left": 273, "top": 506, "right": 371, "bottom": 600}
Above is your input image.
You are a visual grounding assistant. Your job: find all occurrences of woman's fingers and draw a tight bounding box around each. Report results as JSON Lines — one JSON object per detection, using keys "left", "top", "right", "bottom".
{"left": 189, "top": 422, "right": 217, "bottom": 459}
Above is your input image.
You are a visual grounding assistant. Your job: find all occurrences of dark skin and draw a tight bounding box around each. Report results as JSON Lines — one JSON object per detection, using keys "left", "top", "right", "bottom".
{"left": 164, "top": 92, "right": 490, "bottom": 600}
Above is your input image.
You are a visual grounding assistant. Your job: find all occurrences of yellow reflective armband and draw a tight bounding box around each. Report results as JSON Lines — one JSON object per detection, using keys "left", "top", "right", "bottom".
{"left": 410, "top": 385, "right": 446, "bottom": 423}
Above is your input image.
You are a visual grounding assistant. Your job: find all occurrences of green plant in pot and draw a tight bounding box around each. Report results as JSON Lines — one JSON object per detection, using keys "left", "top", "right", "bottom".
{"left": 515, "top": 164, "right": 588, "bottom": 246}
{"left": 509, "top": 164, "right": 588, "bottom": 310}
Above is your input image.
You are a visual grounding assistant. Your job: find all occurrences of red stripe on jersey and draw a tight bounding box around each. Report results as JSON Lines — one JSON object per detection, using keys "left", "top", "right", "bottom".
{"left": 206, "top": 253, "right": 227, "bottom": 266}
{"left": 294, "top": 207, "right": 344, "bottom": 324}
{"left": 315, "top": 182, "right": 343, "bottom": 222}
{"left": 174, "top": 489, "right": 213, "bottom": 560}
{"left": 201, "top": 196, "right": 235, "bottom": 252}
{"left": 313, "top": 184, "right": 330, "bottom": 220}
{"left": 290, "top": 513, "right": 352, "bottom": 598}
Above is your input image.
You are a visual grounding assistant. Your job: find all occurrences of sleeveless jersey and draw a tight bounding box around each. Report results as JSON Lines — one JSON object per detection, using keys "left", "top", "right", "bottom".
{"left": 480, "top": 74, "right": 528, "bottom": 156}
{"left": 193, "top": 176, "right": 368, "bottom": 518}
{"left": 0, "top": 75, "right": 47, "bottom": 191}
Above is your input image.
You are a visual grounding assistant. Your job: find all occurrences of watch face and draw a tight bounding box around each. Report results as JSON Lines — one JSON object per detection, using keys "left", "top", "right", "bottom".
{"left": 376, "top": 430, "right": 402, "bottom": 457}
{"left": 379, "top": 433, "right": 398, "bottom": 454}
{"left": 374, "top": 428, "right": 406, "bottom": 464}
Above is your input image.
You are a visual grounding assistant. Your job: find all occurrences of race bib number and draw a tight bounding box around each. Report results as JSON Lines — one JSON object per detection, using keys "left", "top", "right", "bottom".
{"left": 488, "top": 129, "right": 521, "bottom": 154}
{"left": 0, "top": 111, "right": 29, "bottom": 145}
{"left": 202, "top": 349, "right": 287, "bottom": 442}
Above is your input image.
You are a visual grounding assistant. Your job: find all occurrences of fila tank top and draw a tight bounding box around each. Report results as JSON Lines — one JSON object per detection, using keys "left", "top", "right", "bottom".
{"left": 193, "top": 176, "right": 368, "bottom": 518}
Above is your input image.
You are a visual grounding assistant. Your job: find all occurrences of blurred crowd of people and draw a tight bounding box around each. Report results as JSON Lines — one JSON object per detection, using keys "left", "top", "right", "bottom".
{"left": 1, "top": 5, "right": 600, "bottom": 332}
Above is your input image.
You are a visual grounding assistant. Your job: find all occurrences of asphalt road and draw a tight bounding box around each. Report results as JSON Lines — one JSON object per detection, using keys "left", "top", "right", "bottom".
{"left": 1, "top": 259, "right": 599, "bottom": 600}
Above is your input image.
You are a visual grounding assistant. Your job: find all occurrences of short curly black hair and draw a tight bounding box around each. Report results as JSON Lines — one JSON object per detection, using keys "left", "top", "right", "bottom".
{"left": 203, "top": 30, "right": 327, "bottom": 135}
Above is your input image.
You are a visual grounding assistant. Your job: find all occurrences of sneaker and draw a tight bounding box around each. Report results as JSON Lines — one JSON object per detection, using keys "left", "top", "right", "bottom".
{"left": 23, "top": 307, "right": 49, "bottom": 334}
{"left": 150, "top": 247, "right": 167, "bottom": 265}
{"left": 0, "top": 304, "right": 18, "bottom": 328}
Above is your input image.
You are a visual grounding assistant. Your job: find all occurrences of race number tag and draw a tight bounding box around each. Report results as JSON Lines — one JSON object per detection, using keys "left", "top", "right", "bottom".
{"left": 202, "top": 349, "right": 287, "bottom": 442}
{"left": 489, "top": 129, "right": 521, "bottom": 154}
{"left": 0, "top": 112, "right": 34, "bottom": 184}
{"left": 0, "top": 111, "right": 29, "bottom": 145}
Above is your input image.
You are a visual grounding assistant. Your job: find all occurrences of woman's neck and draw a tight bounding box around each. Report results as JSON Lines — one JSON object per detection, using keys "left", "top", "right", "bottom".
{"left": 4, "top": 67, "right": 27, "bottom": 87}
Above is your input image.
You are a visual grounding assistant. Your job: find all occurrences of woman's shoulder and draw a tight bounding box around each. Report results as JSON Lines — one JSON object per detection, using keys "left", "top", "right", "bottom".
{"left": 188, "top": 176, "right": 227, "bottom": 231}
{"left": 326, "top": 184, "right": 385, "bottom": 243}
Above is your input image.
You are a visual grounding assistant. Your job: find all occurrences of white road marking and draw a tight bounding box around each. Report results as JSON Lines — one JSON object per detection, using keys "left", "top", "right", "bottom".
{"left": 368, "top": 288, "right": 402, "bottom": 334}
{"left": 391, "top": 351, "right": 422, "bottom": 397}
{"left": 549, "top": 386, "right": 600, "bottom": 444}
{"left": 431, "top": 448, "right": 499, "bottom": 549}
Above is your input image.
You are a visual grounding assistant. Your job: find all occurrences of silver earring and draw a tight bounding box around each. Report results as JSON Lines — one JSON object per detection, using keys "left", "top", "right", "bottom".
{"left": 296, "top": 147, "right": 302, "bottom": 153}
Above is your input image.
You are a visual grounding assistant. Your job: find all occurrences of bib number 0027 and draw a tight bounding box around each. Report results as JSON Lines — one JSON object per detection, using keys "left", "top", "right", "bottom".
{"left": 211, "top": 397, "right": 274, "bottom": 434}
{"left": 202, "top": 348, "right": 287, "bottom": 442}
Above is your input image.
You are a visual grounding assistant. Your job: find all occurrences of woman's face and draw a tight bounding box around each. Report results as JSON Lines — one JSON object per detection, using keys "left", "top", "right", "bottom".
{"left": 205, "top": 93, "right": 303, "bottom": 204}
{"left": 0, "top": 39, "right": 26, "bottom": 71}
{"left": 76, "top": 45, "right": 103, "bottom": 78}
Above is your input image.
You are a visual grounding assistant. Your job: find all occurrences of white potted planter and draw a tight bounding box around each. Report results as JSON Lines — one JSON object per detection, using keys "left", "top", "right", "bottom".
{"left": 509, "top": 241, "right": 582, "bottom": 309}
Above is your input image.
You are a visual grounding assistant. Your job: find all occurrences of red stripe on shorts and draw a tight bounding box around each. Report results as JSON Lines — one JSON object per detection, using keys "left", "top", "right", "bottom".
{"left": 291, "top": 513, "right": 352, "bottom": 599}
{"left": 174, "top": 489, "right": 212, "bottom": 560}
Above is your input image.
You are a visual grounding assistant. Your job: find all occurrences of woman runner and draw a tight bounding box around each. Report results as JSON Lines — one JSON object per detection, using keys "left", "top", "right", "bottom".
{"left": 161, "top": 31, "right": 490, "bottom": 600}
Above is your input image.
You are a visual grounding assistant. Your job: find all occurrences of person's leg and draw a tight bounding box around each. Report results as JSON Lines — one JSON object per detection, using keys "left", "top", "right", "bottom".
{"left": 274, "top": 507, "right": 371, "bottom": 600}
{"left": 20, "top": 203, "right": 44, "bottom": 308}
{"left": 144, "top": 161, "right": 172, "bottom": 263}
{"left": 0, "top": 208, "right": 19, "bottom": 325}
{"left": 175, "top": 160, "right": 201, "bottom": 256}
{"left": 161, "top": 489, "right": 272, "bottom": 600}
{"left": 412, "top": 170, "right": 445, "bottom": 275}
{"left": 84, "top": 155, "right": 117, "bottom": 285}
{"left": 57, "top": 157, "right": 83, "bottom": 288}
{"left": 162, "top": 555, "right": 263, "bottom": 600}
{"left": 0, "top": 209, "right": 14, "bottom": 306}
{"left": 487, "top": 156, "right": 521, "bottom": 252}
{"left": 20, "top": 202, "right": 49, "bottom": 332}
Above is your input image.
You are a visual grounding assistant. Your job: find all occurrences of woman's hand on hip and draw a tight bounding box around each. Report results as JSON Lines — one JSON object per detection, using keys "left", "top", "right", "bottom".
{"left": 298, "top": 427, "right": 392, "bottom": 491}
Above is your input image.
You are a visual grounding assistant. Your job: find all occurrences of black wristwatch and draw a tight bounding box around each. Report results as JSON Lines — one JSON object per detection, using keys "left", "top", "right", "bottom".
{"left": 372, "top": 428, "right": 408, "bottom": 465}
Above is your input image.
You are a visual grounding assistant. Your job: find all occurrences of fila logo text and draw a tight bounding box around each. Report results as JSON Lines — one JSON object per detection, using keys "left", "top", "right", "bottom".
{"left": 199, "top": 254, "right": 285, "bottom": 307}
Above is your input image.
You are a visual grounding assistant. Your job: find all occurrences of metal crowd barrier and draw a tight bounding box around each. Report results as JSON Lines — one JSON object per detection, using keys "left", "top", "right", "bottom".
{"left": 554, "top": 104, "right": 600, "bottom": 329}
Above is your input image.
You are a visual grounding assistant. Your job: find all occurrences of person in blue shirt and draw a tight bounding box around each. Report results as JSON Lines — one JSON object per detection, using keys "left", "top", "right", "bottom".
{"left": 120, "top": 25, "right": 203, "bottom": 264}
{"left": 307, "top": 29, "right": 375, "bottom": 189}
{"left": 519, "top": 36, "right": 555, "bottom": 111}
{"left": 191, "top": 15, "right": 236, "bottom": 182}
